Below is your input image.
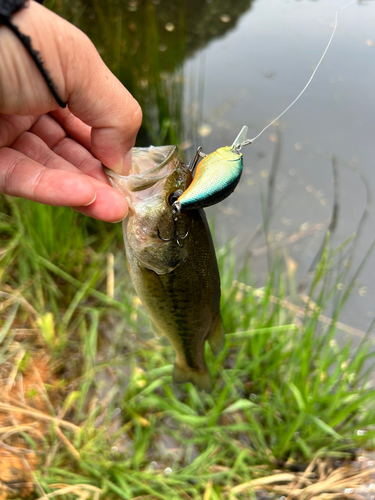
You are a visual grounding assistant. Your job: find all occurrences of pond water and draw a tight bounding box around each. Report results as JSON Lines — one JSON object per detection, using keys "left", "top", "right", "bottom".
{"left": 50, "top": 0, "right": 375, "bottom": 334}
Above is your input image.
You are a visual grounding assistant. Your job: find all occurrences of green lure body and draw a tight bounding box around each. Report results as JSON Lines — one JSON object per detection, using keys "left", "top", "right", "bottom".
{"left": 177, "top": 146, "right": 243, "bottom": 210}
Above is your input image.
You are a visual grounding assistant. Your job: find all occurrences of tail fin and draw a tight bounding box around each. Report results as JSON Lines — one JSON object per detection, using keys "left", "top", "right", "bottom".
{"left": 173, "top": 364, "right": 212, "bottom": 393}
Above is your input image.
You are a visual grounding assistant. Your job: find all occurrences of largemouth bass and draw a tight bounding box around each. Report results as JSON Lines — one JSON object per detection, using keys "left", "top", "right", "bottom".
{"left": 105, "top": 145, "right": 224, "bottom": 392}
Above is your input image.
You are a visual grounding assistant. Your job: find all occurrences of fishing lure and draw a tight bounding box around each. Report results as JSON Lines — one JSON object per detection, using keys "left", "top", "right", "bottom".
{"left": 171, "top": 126, "right": 250, "bottom": 217}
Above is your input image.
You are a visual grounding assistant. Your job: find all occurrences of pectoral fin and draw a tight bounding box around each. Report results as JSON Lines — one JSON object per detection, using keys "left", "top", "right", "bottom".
{"left": 150, "top": 320, "right": 164, "bottom": 339}
{"left": 207, "top": 316, "right": 225, "bottom": 356}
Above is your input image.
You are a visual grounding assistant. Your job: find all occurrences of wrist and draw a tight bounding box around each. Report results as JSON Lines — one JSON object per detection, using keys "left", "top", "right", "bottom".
{"left": 0, "top": 1, "right": 74, "bottom": 113}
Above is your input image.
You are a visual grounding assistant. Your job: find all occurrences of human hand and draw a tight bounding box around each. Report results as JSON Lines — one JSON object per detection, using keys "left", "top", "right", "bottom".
{"left": 0, "top": 1, "right": 142, "bottom": 222}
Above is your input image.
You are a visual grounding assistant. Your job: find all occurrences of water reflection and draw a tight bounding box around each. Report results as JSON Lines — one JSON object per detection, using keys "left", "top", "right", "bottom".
{"left": 49, "top": 0, "right": 253, "bottom": 143}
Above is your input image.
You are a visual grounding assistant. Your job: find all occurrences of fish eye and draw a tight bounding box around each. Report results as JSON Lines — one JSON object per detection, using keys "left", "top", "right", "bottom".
{"left": 168, "top": 190, "right": 183, "bottom": 206}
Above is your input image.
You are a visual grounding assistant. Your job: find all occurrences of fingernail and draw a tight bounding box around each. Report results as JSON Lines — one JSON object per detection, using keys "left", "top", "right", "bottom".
{"left": 110, "top": 217, "right": 126, "bottom": 223}
{"left": 83, "top": 193, "right": 97, "bottom": 206}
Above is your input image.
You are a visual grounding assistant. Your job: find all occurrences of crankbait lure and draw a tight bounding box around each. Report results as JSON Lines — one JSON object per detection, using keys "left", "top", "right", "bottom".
{"left": 172, "top": 126, "right": 250, "bottom": 216}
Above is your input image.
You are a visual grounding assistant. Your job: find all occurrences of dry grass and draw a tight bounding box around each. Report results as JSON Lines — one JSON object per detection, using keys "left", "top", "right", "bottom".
{"left": 228, "top": 456, "right": 375, "bottom": 499}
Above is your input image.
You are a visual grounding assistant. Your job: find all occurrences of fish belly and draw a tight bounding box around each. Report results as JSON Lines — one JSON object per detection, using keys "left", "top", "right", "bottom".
{"left": 125, "top": 209, "right": 224, "bottom": 391}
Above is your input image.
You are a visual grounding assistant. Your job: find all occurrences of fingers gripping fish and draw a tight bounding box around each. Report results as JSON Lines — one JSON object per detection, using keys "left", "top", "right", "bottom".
{"left": 104, "top": 127, "right": 248, "bottom": 392}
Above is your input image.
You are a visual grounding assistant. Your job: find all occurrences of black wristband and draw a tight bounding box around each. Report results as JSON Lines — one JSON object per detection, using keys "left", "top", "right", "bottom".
{"left": 0, "top": 0, "right": 66, "bottom": 108}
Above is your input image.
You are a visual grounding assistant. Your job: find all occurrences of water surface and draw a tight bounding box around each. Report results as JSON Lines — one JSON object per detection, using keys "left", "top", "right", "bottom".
{"left": 50, "top": 0, "right": 375, "bottom": 334}
{"left": 187, "top": 0, "right": 375, "bottom": 334}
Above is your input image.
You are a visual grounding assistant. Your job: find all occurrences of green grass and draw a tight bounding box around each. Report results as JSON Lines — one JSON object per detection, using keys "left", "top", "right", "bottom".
{"left": 1, "top": 193, "right": 375, "bottom": 499}
{"left": 1, "top": 2, "right": 373, "bottom": 497}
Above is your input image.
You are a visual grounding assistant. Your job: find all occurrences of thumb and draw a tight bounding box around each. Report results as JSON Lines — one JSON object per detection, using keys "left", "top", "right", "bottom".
{"left": 63, "top": 31, "right": 142, "bottom": 175}
{"left": 66, "top": 47, "right": 142, "bottom": 174}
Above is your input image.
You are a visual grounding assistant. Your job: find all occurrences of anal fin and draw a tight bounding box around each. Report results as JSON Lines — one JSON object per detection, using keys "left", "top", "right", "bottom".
{"left": 207, "top": 316, "right": 225, "bottom": 356}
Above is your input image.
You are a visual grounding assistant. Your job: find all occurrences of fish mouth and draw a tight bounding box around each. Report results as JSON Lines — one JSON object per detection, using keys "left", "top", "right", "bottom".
{"left": 131, "top": 145, "right": 178, "bottom": 175}
{"left": 104, "top": 145, "right": 178, "bottom": 177}
{"left": 104, "top": 145, "right": 179, "bottom": 193}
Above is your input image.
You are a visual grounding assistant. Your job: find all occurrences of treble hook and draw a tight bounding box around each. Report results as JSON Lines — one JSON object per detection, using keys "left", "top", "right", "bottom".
{"left": 158, "top": 215, "right": 190, "bottom": 247}
{"left": 189, "top": 146, "right": 207, "bottom": 175}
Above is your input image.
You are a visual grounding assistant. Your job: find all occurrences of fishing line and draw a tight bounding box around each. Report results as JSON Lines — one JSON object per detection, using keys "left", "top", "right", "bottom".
{"left": 170, "top": 1, "right": 357, "bottom": 223}
{"left": 240, "top": 0, "right": 356, "bottom": 147}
